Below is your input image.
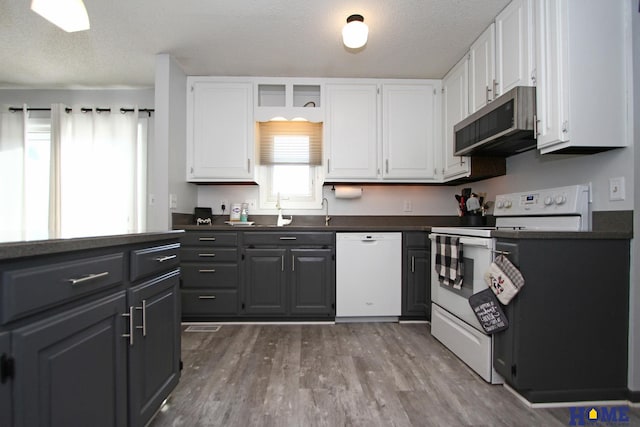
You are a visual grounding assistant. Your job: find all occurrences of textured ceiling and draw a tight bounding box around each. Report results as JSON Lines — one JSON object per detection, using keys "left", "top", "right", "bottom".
{"left": 0, "top": 0, "right": 510, "bottom": 89}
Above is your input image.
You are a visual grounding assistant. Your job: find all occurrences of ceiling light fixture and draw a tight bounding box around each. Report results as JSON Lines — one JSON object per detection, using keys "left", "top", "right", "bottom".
{"left": 342, "top": 14, "right": 368, "bottom": 49}
{"left": 31, "top": 0, "right": 90, "bottom": 32}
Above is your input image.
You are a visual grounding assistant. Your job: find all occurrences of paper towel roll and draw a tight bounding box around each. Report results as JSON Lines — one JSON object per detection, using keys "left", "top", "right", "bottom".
{"left": 334, "top": 186, "right": 363, "bottom": 199}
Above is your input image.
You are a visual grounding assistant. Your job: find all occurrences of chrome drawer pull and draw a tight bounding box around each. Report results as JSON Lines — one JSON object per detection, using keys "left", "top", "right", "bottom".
{"left": 199, "top": 237, "right": 217, "bottom": 241}
{"left": 199, "top": 269, "right": 216, "bottom": 273}
{"left": 198, "top": 253, "right": 216, "bottom": 257}
{"left": 121, "top": 306, "right": 134, "bottom": 346}
{"left": 198, "top": 295, "right": 217, "bottom": 300}
{"left": 135, "top": 300, "right": 146, "bottom": 337}
{"left": 153, "top": 254, "right": 177, "bottom": 263}
{"left": 68, "top": 271, "right": 109, "bottom": 286}
{"left": 279, "top": 237, "right": 297, "bottom": 240}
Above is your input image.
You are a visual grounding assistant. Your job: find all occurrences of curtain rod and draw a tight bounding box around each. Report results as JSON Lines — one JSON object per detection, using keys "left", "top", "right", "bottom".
{"left": 8, "top": 107, "right": 155, "bottom": 117}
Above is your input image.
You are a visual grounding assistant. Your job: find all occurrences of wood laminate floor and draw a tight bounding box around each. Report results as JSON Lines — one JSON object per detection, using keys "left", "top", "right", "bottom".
{"left": 149, "top": 323, "right": 640, "bottom": 427}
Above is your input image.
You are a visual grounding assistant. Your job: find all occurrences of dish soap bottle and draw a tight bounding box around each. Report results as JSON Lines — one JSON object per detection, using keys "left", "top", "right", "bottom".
{"left": 240, "top": 203, "right": 248, "bottom": 222}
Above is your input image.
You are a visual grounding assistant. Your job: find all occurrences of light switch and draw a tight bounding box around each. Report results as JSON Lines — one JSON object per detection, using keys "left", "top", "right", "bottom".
{"left": 609, "top": 177, "right": 625, "bottom": 201}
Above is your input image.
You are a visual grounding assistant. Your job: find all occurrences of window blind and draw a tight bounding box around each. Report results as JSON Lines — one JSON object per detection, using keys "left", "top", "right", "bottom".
{"left": 258, "top": 121, "right": 322, "bottom": 165}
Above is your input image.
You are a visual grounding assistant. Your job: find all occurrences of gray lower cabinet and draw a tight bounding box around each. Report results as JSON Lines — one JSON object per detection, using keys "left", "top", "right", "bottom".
{"left": 0, "top": 332, "right": 11, "bottom": 427}
{"left": 12, "top": 291, "right": 128, "bottom": 427}
{"left": 243, "top": 248, "right": 288, "bottom": 314}
{"left": 402, "top": 232, "right": 430, "bottom": 320}
{"left": 241, "top": 232, "right": 335, "bottom": 318}
{"left": 0, "top": 236, "right": 181, "bottom": 427}
{"left": 180, "top": 231, "right": 240, "bottom": 319}
{"left": 128, "top": 270, "right": 181, "bottom": 427}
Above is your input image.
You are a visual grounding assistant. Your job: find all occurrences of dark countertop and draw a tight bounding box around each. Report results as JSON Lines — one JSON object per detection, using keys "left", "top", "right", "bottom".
{"left": 0, "top": 230, "right": 184, "bottom": 261}
{"left": 172, "top": 213, "right": 632, "bottom": 240}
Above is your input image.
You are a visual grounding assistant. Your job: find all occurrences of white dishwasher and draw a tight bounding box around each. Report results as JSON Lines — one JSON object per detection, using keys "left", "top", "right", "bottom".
{"left": 336, "top": 232, "right": 402, "bottom": 320}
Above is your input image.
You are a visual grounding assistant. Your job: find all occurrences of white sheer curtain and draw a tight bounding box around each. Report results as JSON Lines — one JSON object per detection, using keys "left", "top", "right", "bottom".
{"left": 51, "top": 104, "right": 143, "bottom": 238}
{"left": 0, "top": 106, "right": 27, "bottom": 242}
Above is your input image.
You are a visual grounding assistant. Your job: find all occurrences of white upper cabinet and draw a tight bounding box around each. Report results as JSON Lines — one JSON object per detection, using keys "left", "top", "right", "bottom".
{"left": 469, "top": 24, "right": 496, "bottom": 113}
{"left": 470, "top": 0, "right": 534, "bottom": 114}
{"left": 254, "top": 79, "right": 323, "bottom": 122}
{"left": 441, "top": 56, "right": 470, "bottom": 180}
{"left": 186, "top": 78, "right": 255, "bottom": 181}
{"left": 382, "top": 83, "right": 439, "bottom": 180}
{"left": 495, "top": 0, "right": 535, "bottom": 96}
{"left": 534, "top": 0, "right": 629, "bottom": 154}
{"left": 324, "top": 83, "right": 379, "bottom": 180}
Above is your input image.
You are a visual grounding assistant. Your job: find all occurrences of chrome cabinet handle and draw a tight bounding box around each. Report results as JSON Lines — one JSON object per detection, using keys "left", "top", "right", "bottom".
{"left": 292, "top": 255, "right": 295, "bottom": 272}
{"left": 486, "top": 85, "right": 492, "bottom": 103}
{"left": 411, "top": 256, "right": 415, "bottom": 273}
{"left": 281, "top": 256, "right": 285, "bottom": 272}
{"left": 67, "top": 271, "right": 109, "bottom": 286}
{"left": 385, "top": 159, "right": 389, "bottom": 174}
{"left": 279, "top": 237, "right": 297, "bottom": 240}
{"left": 122, "top": 306, "right": 134, "bottom": 346}
{"left": 198, "top": 253, "right": 216, "bottom": 257}
{"left": 493, "top": 79, "right": 499, "bottom": 98}
{"left": 199, "top": 237, "right": 216, "bottom": 241}
{"left": 135, "top": 300, "right": 146, "bottom": 337}
{"left": 153, "top": 254, "right": 177, "bottom": 263}
{"left": 199, "top": 268, "right": 216, "bottom": 273}
{"left": 198, "top": 295, "right": 217, "bottom": 300}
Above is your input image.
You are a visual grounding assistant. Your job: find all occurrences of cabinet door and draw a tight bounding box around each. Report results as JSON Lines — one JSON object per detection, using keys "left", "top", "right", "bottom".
{"left": 534, "top": 0, "right": 568, "bottom": 148}
{"left": 290, "top": 248, "right": 335, "bottom": 316}
{"left": 128, "top": 270, "right": 181, "bottom": 427}
{"left": 441, "top": 56, "right": 471, "bottom": 180}
{"left": 404, "top": 249, "right": 430, "bottom": 319}
{"left": 325, "top": 84, "right": 379, "bottom": 180}
{"left": 12, "top": 293, "right": 128, "bottom": 427}
{"left": 243, "top": 248, "right": 287, "bottom": 315}
{"left": 0, "top": 332, "right": 11, "bottom": 427}
{"left": 495, "top": 0, "right": 534, "bottom": 95}
{"left": 382, "top": 84, "right": 437, "bottom": 180}
{"left": 187, "top": 80, "right": 254, "bottom": 181}
{"left": 469, "top": 24, "right": 496, "bottom": 113}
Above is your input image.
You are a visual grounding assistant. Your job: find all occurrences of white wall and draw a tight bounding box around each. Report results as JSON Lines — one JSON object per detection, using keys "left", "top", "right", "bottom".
{"left": 151, "top": 54, "right": 197, "bottom": 230}
{"left": 0, "top": 89, "right": 154, "bottom": 108}
{"left": 630, "top": 0, "right": 639, "bottom": 393}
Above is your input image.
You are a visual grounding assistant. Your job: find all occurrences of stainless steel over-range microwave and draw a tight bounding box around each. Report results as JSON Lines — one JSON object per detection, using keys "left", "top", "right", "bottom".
{"left": 454, "top": 86, "right": 537, "bottom": 157}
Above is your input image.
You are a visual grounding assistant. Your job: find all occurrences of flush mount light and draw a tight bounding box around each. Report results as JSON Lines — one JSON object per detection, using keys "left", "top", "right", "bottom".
{"left": 342, "top": 14, "right": 368, "bottom": 49}
{"left": 31, "top": 0, "right": 90, "bottom": 32}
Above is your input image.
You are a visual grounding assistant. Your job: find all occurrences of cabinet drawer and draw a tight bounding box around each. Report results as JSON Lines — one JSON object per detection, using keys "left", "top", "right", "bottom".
{"left": 181, "top": 289, "right": 238, "bottom": 315}
{"left": 130, "top": 243, "right": 180, "bottom": 282}
{"left": 405, "top": 232, "right": 429, "bottom": 248}
{"left": 243, "top": 232, "right": 334, "bottom": 246}
{"left": 180, "top": 248, "right": 237, "bottom": 263}
{"left": 181, "top": 232, "right": 237, "bottom": 247}
{"left": 181, "top": 264, "right": 238, "bottom": 289}
{"left": 1, "top": 253, "right": 124, "bottom": 324}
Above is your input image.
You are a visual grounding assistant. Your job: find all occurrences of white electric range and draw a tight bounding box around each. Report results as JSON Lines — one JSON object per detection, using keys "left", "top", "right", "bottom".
{"left": 428, "top": 184, "right": 591, "bottom": 383}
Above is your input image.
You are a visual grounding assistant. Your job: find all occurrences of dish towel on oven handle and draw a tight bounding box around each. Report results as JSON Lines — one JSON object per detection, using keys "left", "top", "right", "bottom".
{"left": 435, "top": 235, "right": 463, "bottom": 289}
{"left": 484, "top": 254, "right": 525, "bottom": 304}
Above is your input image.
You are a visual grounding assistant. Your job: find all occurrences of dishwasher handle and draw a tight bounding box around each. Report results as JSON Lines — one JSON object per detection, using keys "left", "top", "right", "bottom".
{"left": 361, "top": 235, "right": 377, "bottom": 242}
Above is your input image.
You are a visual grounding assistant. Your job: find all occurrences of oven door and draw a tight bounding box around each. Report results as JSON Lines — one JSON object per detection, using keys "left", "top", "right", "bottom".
{"left": 429, "top": 233, "right": 495, "bottom": 331}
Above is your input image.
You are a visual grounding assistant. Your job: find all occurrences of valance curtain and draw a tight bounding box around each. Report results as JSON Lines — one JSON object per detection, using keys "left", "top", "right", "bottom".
{"left": 0, "top": 106, "right": 27, "bottom": 241}
{"left": 258, "top": 121, "right": 322, "bottom": 165}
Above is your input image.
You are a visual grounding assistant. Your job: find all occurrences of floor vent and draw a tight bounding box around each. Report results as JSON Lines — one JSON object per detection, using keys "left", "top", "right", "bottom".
{"left": 185, "top": 325, "right": 221, "bottom": 333}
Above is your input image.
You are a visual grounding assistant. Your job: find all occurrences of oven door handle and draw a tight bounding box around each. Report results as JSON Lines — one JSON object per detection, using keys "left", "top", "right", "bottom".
{"left": 429, "top": 234, "right": 492, "bottom": 249}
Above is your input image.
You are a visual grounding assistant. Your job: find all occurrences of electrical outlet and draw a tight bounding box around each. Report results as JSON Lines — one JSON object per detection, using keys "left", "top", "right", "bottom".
{"left": 148, "top": 194, "right": 155, "bottom": 206}
{"left": 403, "top": 200, "right": 413, "bottom": 212}
{"left": 609, "top": 177, "right": 625, "bottom": 201}
{"left": 246, "top": 199, "right": 257, "bottom": 210}
{"left": 169, "top": 194, "right": 178, "bottom": 209}
{"left": 220, "top": 200, "right": 228, "bottom": 213}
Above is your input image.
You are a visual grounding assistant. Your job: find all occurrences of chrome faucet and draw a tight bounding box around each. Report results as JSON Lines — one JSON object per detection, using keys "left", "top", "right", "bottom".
{"left": 322, "top": 197, "right": 330, "bottom": 226}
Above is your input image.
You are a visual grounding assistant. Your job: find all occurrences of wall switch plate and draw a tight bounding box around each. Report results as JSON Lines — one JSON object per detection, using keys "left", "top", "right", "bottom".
{"left": 403, "top": 200, "right": 413, "bottom": 212}
{"left": 609, "top": 177, "right": 625, "bottom": 201}
{"left": 169, "top": 194, "right": 178, "bottom": 209}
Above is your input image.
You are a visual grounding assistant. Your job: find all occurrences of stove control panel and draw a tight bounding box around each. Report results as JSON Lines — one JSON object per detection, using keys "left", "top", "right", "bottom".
{"left": 494, "top": 185, "right": 590, "bottom": 217}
